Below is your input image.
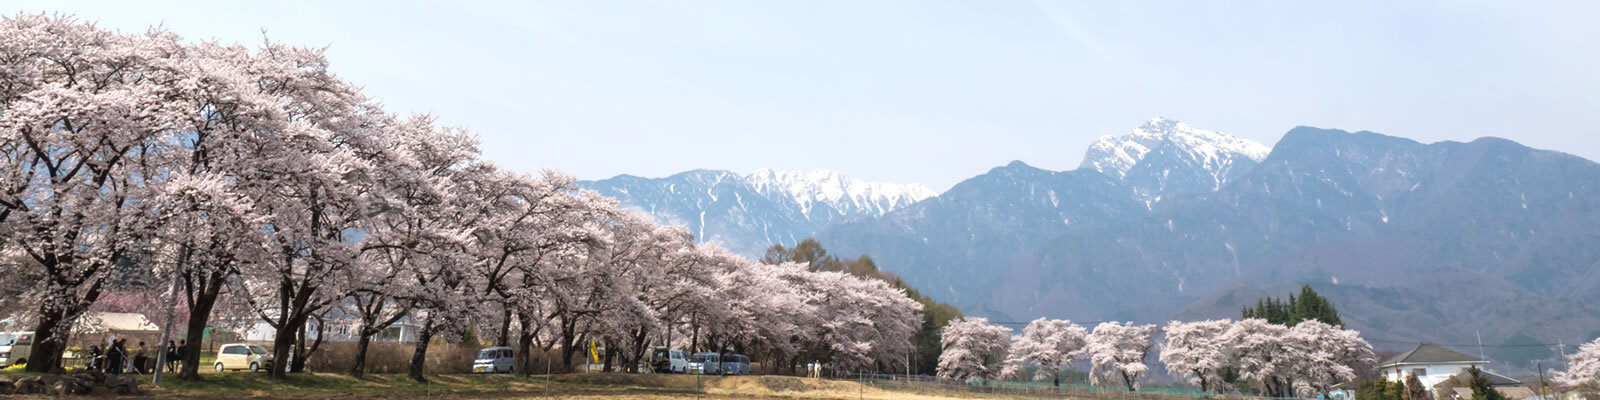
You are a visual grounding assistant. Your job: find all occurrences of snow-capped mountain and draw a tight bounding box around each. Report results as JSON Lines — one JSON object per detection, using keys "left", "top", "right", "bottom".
{"left": 746, "top": 168, "right": 936, "bottom": 219}
{"left": 578, "top": 169, "right": 933, "bottom": 256}
{"left": 1082, "top": 117, "right": 1270, "bottom": 203}
{"left": 822, "top": 123, "right": 1600, "bottom": 371}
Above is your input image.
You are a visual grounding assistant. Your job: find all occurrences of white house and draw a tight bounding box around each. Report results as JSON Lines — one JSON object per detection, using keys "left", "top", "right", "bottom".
{"left": 237, "top": 308, "right": 423, "bottom": 344}
{"left": 1378, "top": 343, "right": 1489, "bottom": 388}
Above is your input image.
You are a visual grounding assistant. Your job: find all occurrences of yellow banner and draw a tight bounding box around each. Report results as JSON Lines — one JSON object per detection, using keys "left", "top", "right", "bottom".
{"left": 589, "top": 339, "right": 599, "bottom": 364}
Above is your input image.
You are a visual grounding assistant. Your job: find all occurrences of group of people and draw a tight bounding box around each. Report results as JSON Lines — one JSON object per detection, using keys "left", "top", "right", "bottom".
{"left": 85, "top": 339, "right": 187, "bottom": 375}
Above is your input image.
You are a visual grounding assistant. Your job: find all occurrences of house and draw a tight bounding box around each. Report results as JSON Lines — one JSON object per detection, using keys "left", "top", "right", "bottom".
{"left": 1436, "top": 370, "right": 1536, "bottom": 400}
{"left": 237, "top": 305, "right": 423, "bottom": 344}
{"left": 1378, "top": 344, "right": 1491, "bottom": 388}
{"left": 1377, "top": 343, "right": 1535, "bottom": 400}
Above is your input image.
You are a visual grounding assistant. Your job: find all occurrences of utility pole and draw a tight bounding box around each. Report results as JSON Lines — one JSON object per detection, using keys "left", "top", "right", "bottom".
{"left": 1476, "top": 330, "right": 1486, "bottom": 361}
{"left": 1558, "top": 340, "right": 1568, "bottom": 369}
{"left": 152, "top": 246, "right": 189, "bottom": 385}
{"left": 1536, "top": 361, "right": 1546, "bottom": 400}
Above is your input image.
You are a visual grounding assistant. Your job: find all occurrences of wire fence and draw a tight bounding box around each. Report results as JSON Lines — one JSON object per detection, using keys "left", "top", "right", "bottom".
{"left": 831, "top": 372, "right": 1309, "bottom": 400}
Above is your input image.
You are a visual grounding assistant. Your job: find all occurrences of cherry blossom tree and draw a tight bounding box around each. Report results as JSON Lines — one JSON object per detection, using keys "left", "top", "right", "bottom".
{"left": 220, "top": 37, "right": 397, "bottom": 378}
{"left": 1001, "top": 318, "right": 1088, "bottom": 387}
{"left": 937, "top": 317, "right": 1013, "bottom": 383}
{"left": 0, "top": 14, "right": 191, "bottom": 372}
{"left": 1087, "top": 322, "right": 1158, "bottom": 391}
{"left": 1223, "top": 318, "right": 1294, "bottom": 397}
{"left": 1160, "top": 319, "right": 1233, "bottom": 394}
{"left": 1557, "top": 337, "right": 1600, "bottom": 386}
{"left": 346, "top": 115, "right": 481, "bottom": 378}
{"left": 1286, "top": 320, "right": 1375, "bottom": 396}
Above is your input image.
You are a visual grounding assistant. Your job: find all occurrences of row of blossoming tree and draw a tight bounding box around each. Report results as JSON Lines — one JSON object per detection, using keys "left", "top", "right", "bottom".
{"left": 0, "top": 14, "right": 923, "bottom": 380}
{"left": 936, "top": 317, "right": 1378, "bottom": 397}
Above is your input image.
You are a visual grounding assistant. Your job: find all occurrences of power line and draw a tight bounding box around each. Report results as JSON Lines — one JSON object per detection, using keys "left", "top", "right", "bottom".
{"left": 1365, "top": 337, "right": 1579, "bottom": 349}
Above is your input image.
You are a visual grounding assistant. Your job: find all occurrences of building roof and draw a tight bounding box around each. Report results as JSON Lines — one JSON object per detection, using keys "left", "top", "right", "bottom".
{"left": 1379, "top": 344, "right": 1484, "bottom": 366}
{"left": 75, "top": 312, "right": 159, "bottom": 333}
{"left": 1445, "top": 386, "right": 1536, "bottom": 400}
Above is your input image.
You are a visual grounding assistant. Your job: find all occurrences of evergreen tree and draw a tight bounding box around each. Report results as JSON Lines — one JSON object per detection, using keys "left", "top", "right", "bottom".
{"left": 1467, "top": 366, "right": 1508, "bottom": 400}
{"left": 1241, "top": 284, "right": 1341, "bottom": 326}
{"left": 1358, "top": 376, "right": 1407, "bottom": 400}
{"left": 1406, "top": 370, "right": 1429, "bottom": 400}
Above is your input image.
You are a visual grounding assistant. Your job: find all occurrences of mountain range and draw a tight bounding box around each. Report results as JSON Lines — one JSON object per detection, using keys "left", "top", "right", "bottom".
{"left": 581, "top": 118, "right": 1600, "bottom": 373}
{"left": 579, "top": 168, "right": 934, "bottom": 255}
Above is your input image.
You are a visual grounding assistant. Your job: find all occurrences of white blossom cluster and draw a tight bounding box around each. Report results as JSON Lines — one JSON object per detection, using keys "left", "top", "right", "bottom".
{"left": 937, "top": 317, "right": 1376, "bottom": 397}
{"left": 0, "top": 14, "right": 922, "bottom": 377}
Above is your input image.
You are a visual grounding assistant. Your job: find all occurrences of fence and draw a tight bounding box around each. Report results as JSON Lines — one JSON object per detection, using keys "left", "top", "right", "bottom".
{"left": 833, "top": 372, "right": 1307, "bottom": 400}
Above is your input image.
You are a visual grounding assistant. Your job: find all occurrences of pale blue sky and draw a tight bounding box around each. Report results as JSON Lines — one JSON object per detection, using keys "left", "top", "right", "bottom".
{"left": 14, "top": 1, "right": 1599, "bottom": 191}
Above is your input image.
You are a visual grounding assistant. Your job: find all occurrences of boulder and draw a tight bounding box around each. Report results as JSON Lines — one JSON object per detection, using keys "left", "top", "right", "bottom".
{"left": 107, "top": 375, "right": 138, "bottom": 395}
{"left": 0, "top": 378, "right": 13, "bottom": 395}
{"left": 13, "top": 376, "right": 45, "bottom": 394}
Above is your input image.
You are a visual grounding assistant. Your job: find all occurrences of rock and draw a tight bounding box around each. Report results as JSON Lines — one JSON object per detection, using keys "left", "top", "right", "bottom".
{"left": 108, "top": 375, "right": 138, "bottom": 395}
{"left": 13, "top": 376, "right": 45, "bottom": 394}
{"left": 0, "top": 378, "right": 13, "bottom": 395}
{"left": 80, "top": 369, "right": 106, "bottom": 384}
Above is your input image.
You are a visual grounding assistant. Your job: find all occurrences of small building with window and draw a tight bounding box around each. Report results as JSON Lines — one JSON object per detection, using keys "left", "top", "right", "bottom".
{"left": 1378, "top": 344, "right": 1488, "bottom": 388}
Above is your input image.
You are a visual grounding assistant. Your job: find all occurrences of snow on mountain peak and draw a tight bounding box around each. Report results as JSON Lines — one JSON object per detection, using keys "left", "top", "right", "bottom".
{"left": 746, "top": 168, "right": 936, "bottom": 218}
{"left": 1081, "top": 117, "right": 1270, "bottom": 179}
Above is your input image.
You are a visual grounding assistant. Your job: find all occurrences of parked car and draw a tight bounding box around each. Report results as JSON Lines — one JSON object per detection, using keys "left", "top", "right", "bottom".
{"left": 473, "top": 346, "right": 515, "bottom": 373}
{"left": 214, "top": 343, "right": 274, "bottom": 372}
{"left": 687, "top": 352, "right": 720, "bottom": 375}
{"left": 649, "top": 347, "right": 688, "bottom": 373}
{"left": 0, "top": 332, "right": 31, "bottom": 367}
{"left": 720, "top": 353, "right": 750, "bottom": 375}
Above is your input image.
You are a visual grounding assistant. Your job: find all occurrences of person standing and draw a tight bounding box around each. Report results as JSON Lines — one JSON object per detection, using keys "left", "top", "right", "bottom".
{"left": 106, "top": 339, "right": 126, "bottom": 374}
{"left": 133, "top": 341, "right": 149, "bottom": 374}
{"left": 165, "top": 340, "right": 179, "bottom": 373}
{"left": 176, "top": 339, "right": 187, "bottom": 372}
{"left": 87, "top": 345, "right": 102, "bottom": 371}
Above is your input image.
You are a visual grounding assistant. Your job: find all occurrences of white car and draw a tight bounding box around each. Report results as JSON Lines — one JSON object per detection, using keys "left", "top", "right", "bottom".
{"left": 0, "top": 332, "right": 33, "bottom": 367}
{"left": 473, "top": 346, "right": 515, "bottom": 373}
{"left": 649, "top": 348, "right": 688, "bottom": 373}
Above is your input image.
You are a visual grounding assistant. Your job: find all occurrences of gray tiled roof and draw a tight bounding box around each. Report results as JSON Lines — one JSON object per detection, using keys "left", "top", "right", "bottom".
{"left": 1379, "top": 344, "right": 1484, "bottom": 366}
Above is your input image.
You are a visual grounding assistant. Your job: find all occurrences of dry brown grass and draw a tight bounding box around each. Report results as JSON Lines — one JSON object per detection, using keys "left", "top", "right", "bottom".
{"left": 298, "top": 341, "right": 479, "bottom": 374}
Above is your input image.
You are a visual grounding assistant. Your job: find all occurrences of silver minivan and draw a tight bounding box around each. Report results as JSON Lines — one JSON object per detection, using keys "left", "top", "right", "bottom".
{"left": 473, "top": 346, "right": 515, "bottom": 373}
{"left": 719, "top": 353, "right": 750, "bottom": 375}
{"left": 687, "top": 352, "right": 720, "bottom": 375}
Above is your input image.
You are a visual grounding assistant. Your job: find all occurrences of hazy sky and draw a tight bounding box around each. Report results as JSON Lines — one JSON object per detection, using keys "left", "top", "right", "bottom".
{"left": 13, "top": 1, "right": 1599, "bottom": 191}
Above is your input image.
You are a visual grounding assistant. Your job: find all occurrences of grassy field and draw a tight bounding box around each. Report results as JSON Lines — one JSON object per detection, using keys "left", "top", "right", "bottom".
{"left": 1, "top": 369, "right": 1023, "bottom": 399}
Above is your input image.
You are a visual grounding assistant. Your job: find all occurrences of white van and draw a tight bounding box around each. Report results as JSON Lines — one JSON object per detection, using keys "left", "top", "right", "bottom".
{"left": 688, "top": 352, "right": 720, "bottom": 375}
{"left": 0, "top": 332, "right": 33, "bottom": 367}
{"left": 473, "top": 346, "right": 515, "bottom": 373}
{"left": 649, "top": 348, "right": 688, "bottom": 373}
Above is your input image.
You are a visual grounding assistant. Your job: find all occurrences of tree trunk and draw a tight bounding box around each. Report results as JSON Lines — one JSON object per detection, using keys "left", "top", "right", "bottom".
{"left": 23, "top": 306, "right": 69, "bottom": 373}
{"left": 626, "top": 327, "right": 649, "bottom": 374}
{"left": 408, "top": 319, "right": 436, "bottom": 383}
{"left": 292, "top": 314, "right": 324, "bottom": 373}
{"left": 497, "top": 308, "right": 512, "bottom": 346}
{"left": 350, "top": 330, "right": 372, "bottom": 378}
{"left": 178, "top": 269, "right": 225, "bottom": 381}
{"left": 516, "top": 314, "right": 535, "bottom": 376}
{"left": 269, "top": 319, "right": 301, "bottom": 379}
{"left": 602, "top": 343, "right": 615, "bottom": 372}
